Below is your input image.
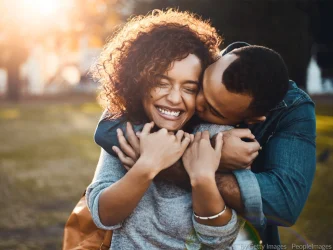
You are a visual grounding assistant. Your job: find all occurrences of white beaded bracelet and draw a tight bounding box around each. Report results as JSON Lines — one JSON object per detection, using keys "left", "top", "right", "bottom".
{"left": 193, "top": 205, "right": 227, "bottom": 220}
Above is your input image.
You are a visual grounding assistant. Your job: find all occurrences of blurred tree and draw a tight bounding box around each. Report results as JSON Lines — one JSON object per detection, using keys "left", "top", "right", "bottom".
{"left": 0, "top": 22, "right": 28, "bottom": 101}
{"left": 0, "top": 0, "right": 122, "bottom": 100}
{"left": 118, "top": 0, "right": 326, "bottom": 89}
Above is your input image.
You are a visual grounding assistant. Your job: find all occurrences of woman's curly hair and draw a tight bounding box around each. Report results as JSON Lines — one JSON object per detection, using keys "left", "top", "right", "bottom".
{"left": 92, "top": 9, "right": 222, "bottom": 123}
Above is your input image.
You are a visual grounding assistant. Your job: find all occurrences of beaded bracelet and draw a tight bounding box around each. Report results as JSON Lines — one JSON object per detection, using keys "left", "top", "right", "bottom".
{"left": 193, "top": 205, "right": 227, "bottom": 220}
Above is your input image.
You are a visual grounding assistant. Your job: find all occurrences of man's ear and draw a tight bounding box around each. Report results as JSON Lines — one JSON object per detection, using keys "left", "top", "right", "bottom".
{"left": 245, "top": 116, "right": 266, "bottom": 125}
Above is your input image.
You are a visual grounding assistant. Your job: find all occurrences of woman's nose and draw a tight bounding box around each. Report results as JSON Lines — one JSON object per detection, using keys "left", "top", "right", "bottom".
{"left": 166, "top": 88, "right": 182, "bottom": 104}
{"left": 196, "top": 90, "right": 206, "bottom": 112}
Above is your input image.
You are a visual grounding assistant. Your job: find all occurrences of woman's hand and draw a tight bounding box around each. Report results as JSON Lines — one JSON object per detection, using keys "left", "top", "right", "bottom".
{"left": 182, "top": 131, "right": 223, "bottom": 183}
{"left": 138, "top": 122, "right": 191, "bottom": 175}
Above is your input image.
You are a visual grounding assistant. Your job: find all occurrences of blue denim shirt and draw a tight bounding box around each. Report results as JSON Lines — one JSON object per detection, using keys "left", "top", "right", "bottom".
{"left": 233, "top": 81, "right": 316, "bottom": 244}
{"left": 94, "top": 81, "right": 316, "bottom": 245}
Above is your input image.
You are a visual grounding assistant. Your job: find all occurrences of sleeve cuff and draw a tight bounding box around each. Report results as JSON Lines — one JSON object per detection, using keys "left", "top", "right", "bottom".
{"left": 233, "top": 170, "right": 266, "bottom": 228}
{"left": 86, "top": 183, "right": 123, "bottom": 231}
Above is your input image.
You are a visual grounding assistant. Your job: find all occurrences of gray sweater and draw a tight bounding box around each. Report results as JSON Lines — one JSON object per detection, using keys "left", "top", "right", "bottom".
{"left": 87, "top": 124, "right": 255, "bottom": 249}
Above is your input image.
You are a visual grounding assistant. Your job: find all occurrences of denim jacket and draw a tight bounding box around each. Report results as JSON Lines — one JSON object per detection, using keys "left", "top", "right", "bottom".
{"left": 94, "top": 81, "right": 316, "bottom": 246}
{"left": 233, "top": 81, "right": 316, "bottom": 245}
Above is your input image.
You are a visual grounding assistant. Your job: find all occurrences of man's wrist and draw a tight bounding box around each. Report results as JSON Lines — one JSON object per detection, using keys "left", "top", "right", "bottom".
{"left": 215, "top": 172, "right": 245, "bottom": 214}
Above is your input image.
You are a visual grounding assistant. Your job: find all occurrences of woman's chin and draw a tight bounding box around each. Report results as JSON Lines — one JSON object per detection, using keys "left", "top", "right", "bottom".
{"left": 153, "top": 121, "right": 183, "bottom": 132}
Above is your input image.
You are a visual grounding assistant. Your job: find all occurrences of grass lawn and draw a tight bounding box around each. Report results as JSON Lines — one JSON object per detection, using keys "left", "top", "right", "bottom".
{"left": 0, "top": 96, "right": 332, "bottom": 249}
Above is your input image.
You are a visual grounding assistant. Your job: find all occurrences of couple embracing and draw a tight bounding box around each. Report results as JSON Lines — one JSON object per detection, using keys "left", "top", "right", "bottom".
{"left": 86, "top": 9, "right": 316, "bottom": 249}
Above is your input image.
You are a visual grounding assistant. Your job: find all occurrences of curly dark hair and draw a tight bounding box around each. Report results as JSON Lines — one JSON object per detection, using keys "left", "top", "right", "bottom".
{"left": 92, "top": 9, "right": 222, "bottom": 123}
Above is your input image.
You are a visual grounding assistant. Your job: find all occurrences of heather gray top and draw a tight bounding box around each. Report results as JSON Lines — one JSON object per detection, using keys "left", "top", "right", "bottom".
{"left": 87, "top": 124, "right": 255, "bottom": 249}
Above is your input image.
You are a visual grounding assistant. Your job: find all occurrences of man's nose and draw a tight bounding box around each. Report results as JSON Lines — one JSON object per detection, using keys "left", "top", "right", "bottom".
{"left": 196, "top": 90, "right": 206, "bottom": 112}
{"left": 166, "top": 88, "right": 182, "bottom": 104}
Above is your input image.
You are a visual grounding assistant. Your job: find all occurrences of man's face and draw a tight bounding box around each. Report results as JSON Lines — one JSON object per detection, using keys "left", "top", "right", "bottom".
{"left": 196, "top": 53, "right": 253, "bottom": 125}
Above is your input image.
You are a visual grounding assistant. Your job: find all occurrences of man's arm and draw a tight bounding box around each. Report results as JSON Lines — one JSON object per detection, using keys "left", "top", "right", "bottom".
{"left": 94, "top": 111, "right": 144, "bottom": 156}
{"left": 217, "top": 102, "right": 316, "bottom": 228}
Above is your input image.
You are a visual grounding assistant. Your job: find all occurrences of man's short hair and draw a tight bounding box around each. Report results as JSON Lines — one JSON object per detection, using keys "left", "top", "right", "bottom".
{"left": 222, "top": 44, "right": 289, "bottom": 115}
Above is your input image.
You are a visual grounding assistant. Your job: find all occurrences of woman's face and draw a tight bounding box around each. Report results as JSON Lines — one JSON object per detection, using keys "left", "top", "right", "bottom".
{"left": 143, "top": 54, "right": 202, "bottom": 131}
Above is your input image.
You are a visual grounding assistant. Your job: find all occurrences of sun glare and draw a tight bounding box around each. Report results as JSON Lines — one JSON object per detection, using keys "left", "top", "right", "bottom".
{"left": 22, "top": 0, "right": 61, "bottom": 17}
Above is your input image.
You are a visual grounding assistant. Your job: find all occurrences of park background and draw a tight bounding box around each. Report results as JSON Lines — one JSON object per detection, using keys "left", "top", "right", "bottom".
{"left": 0, "top": 0, "right": 332, "bottom": 249}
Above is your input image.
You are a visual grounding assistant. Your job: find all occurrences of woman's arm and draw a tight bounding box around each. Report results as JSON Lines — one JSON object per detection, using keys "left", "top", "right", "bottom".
{"left": 183, "top": 131, "right": 241, "bottom": 247}
{"left": 183, "top": 131, "right": 233, "bottom": 226}
{"left": 87, "top": 149, "right": 155, "bottom": 228}
{"left": 97, "top": 156, "right": 156, "bottom": 226}
{"left": 88, "top": 123, "right": 191, "bottom": 227}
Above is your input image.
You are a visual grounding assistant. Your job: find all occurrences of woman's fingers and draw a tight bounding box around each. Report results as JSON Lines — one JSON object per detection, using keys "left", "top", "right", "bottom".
{"left": 201, "top": 131, "right": 210, "bottom": 141}
{"left": 214, "top": 132, "right": 223, "bottom": 153}
{"left": 181, "top": 133, "right": 191, "bottom": 150}
{"left": 194, "top": 131, "right": 201, "bottom": 143}
{"left": 112, "top": 146, "right": 135, "bottom": 168}
{"left": 175, "top": 130, "right": 185, "bottom": 142}
{"left": 141, "top": 122, "right": 154, "bottom": 136}
{"left": 190, "top": 134, "right": 194, "bottom": 143}
{"left": 117, "top": 128, "right": 137, "bottom": 160}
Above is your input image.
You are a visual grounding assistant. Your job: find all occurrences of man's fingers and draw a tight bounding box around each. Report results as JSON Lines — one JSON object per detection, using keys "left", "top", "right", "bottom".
{"left": 117, "top": 128, "right": 137, "bottom": 159}
{"left": 112, "top": 146, "right": 135, "bottom": 167}
{"left": 229, "top": 128, "right": 255, "bottom": 140}
{"left": 214, "top": 132, "right": 223, "bottom": 153}
{"left": 249, "top": 151, "right": 259, "bottom": 162}
{"left": 126, "top": 122, "right": 140, "bottom": 156}
{"left": 246, "top": 140, "right": 261, "bottom": 153}
{"left": 141, "top": 122, "right": 154, "bottom": 136}
{"left": 175, "top": 130, "right": 185, "bottom": 142}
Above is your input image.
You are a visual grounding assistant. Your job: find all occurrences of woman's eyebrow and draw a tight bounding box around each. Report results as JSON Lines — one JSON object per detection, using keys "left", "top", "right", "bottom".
{"left": 156, "top": 74, "right": 199, "bottom": 84}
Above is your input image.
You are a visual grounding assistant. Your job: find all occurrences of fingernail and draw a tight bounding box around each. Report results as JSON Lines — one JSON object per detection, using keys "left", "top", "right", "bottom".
{"left": 112, "top": 146, "right": 117, "bottom": 152}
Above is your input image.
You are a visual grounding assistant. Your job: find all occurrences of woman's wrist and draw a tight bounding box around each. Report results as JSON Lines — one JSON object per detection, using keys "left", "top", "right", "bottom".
{"left": 189, "top": 171, "right": 216, "bottom": 188}
{"left": 132, "top": 156, "right": 160, "bottom": 180}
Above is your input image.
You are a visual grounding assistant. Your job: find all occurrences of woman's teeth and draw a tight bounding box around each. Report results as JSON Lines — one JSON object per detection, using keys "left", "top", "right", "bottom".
{"left": 157, "top": 107, "right": 181, "bottom": 117}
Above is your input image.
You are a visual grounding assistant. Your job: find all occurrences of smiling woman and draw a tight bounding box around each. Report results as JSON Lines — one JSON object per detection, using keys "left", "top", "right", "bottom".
{"left": 92, "top": 9, "right": 221, "bottom": 124}
{"left": 85, "top": 9, "right": 245, "bottom": 250}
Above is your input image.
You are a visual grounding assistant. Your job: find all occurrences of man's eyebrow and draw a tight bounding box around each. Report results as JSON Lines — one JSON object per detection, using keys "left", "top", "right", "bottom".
{"left": 156, "top": 74, "right": 199, "bottom": 84}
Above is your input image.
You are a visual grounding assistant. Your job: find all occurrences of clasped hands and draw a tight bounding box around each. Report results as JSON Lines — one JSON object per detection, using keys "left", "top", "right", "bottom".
{"left": 112, "top": 122, "right": 261, "bottom": 179}
{"left": 112, "top": 121, "right": 220, "bottom": 179}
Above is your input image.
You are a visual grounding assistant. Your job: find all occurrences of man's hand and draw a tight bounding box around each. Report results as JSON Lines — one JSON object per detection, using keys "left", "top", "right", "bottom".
{"left": 214, "top": 129, "right": 261, "bottom": 171}
{"left": 112, "top": 122, "right": 140, "bottom": 170}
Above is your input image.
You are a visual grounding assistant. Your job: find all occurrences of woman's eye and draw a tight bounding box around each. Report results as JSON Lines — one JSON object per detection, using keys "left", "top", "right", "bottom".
{"left": 184, "top": 88, "right": 198, "bottom": 94}
{"left": 157, "top": 82, "right": 169, "bottom": 87}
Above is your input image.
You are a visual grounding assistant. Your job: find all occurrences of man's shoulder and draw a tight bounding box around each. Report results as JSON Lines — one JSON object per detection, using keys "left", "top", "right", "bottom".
{"left": 268, "top": 80, "right": 314, "bottom": 116}
{"left": 253, "top": 81, "right": 315, "bottom": 138}
{"left": 283, "top": 80, "right": 314, "bottom": 108}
